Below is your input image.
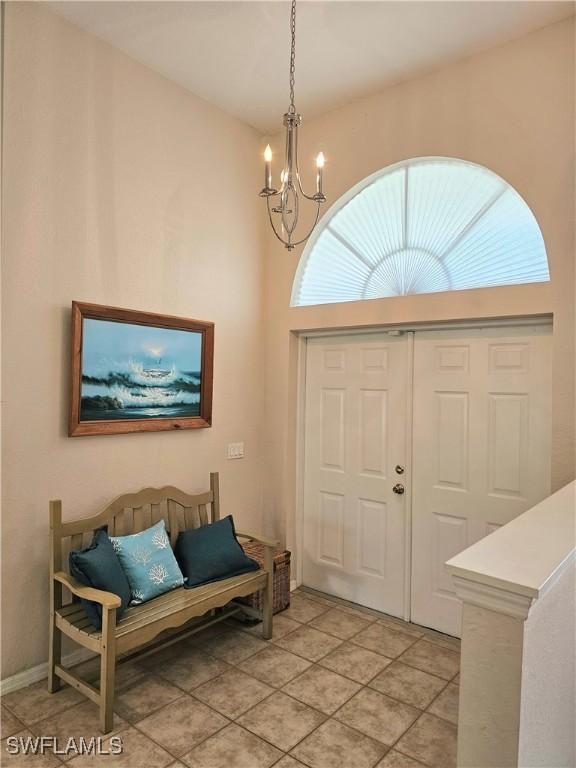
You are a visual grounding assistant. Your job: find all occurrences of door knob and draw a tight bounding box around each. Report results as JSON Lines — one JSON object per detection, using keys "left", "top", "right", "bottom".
{"left": 393, "top": 483, "right": 405, "bottom": 495}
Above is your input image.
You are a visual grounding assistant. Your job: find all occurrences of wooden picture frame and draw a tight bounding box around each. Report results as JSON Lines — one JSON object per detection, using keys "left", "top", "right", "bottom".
{"left": 69, "top": 302, "right": 214, "bottom": 436}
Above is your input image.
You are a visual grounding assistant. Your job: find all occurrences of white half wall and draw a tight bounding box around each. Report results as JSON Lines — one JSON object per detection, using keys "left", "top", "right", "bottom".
{"left": 449, "top": 482, "right": 576, "bottom": 768}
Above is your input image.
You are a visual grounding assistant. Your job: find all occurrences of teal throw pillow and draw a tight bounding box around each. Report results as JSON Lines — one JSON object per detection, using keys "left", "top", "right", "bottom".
{"left": 110, "top": 520, "right": 183, "bottom": 605}
{"left": 175, "top": 515, "right": 259, "bottom": 588}
{"left": 69, "top": 528, "right": 131, "bottom": 630}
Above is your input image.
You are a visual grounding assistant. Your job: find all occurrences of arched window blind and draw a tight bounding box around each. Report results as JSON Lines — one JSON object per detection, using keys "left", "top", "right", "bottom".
{"left": 290, "top": 157, "right": 549, "bottom": 307}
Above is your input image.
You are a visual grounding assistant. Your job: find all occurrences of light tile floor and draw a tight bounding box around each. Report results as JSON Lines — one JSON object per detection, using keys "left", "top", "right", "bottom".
{"left": 1, "top": 588, "right": 460, "bottom": 768}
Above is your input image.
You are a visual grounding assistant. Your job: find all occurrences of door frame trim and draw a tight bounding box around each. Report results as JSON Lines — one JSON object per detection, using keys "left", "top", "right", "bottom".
{"left": 403, "top": 331, "right": 415, "bottom": 622}
{"left": 294, "top": 333, "right": 308, "bottom": 589}
{"left": 300, "top": 314, "right": 552, "bottom": 340}
{"left": 293, "top": 314, "right": 553, "bottom": 606}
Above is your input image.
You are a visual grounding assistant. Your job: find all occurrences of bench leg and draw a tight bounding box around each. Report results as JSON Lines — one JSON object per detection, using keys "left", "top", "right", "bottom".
{"left": 48, "top": 619, "right": 62, "bottom": 693}
{"left": 48, "top": 579, "right": 62, "bottom": 694}
{"left": 99, "top": 608, "right": 117, "bottom": 734}
{"left": 262, "top": 548, "right": 274, "bottom": 640}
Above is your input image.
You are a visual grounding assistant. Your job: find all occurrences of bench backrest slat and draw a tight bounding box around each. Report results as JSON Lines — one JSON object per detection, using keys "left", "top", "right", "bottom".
{"left": 114, "top": 508, "right": 126, "bottom": 537}
{"left": 151, "top": 502, "right": 163, "bottom": 526}
{"left": 167, "top": 499, "right": 180, "bottom": 549}
{"left": 198, "top": 503, "right": 209, "bottom": 527}
{"left": 50, "top": 473, "right": 221, "bottom": 597}
{"left": 132, "top": 506, "right": 145, "bottom": 533}
{"left": 183, "top": 506, "right": 194, "bottom": 530}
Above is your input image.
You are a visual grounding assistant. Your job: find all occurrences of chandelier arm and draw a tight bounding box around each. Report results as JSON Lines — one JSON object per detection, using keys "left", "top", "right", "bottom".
{"left": 293, "top": 126, "right": 318, "bottom": 200}
{"left": 266, "top": 196, "right": 292, "bottom": 248}
{"left": 295, "top": 172, "right": 320, "bottom": 201}
{"left": 284, "top": 202, "right": 322, "bottom": 248}
{"left": 281, "top": 121, "right": 291, "bottom": 192}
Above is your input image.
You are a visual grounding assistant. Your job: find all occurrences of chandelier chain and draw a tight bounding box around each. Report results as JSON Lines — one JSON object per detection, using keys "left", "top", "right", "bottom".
{"left": 288, "top": 0, "right": 296, "bottom": 113}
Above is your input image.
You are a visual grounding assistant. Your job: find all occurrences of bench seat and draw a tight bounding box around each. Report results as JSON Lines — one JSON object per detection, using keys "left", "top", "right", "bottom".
{"left": 55, "top": 569, "right": 268, "bottom": 655}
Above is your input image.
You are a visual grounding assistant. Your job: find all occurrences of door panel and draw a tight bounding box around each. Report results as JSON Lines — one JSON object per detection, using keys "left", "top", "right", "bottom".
{"left": 410, "top": 326, "right": 552, "bottom": 636}
{"left": 303, "top": 334, "right": 408, "bottom": 617}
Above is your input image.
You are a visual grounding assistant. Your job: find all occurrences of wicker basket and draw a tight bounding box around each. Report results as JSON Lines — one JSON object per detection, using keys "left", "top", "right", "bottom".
{"left": 239, "top": 540, "right": 291, "bottom": 615}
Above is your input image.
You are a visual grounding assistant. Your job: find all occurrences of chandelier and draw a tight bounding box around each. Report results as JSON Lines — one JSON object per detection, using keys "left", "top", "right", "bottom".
{"left": 259, "top": 0, "right": 327, "bottom": 251}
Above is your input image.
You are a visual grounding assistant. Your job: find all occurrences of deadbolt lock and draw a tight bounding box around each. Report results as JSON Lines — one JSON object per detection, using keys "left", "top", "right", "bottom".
{"left": 395, "top": 465, "right": 405, "bottom": 475}
{"left": 393, "top": 483, "right": 405, "bottom": 495}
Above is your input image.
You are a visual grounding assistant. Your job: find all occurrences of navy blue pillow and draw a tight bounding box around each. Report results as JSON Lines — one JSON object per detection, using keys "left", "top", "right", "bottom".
{"left": 175, "top": 515, "right": 259, "bottom": 588}
{"left": 69, "top": 529, "right": 131, "bottom": 630}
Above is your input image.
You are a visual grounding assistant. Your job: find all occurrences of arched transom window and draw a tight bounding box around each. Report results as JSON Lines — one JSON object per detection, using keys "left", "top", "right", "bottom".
{"left": 290, "top": 157, "right": 549, "bottom": 307}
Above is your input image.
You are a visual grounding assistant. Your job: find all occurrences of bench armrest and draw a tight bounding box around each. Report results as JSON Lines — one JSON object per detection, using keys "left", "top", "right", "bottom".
{"left": 235, "top": 531, "right": 280, "bottom": 550}
{"left": 53, "top": 571, "right": 122, "bottom": 609}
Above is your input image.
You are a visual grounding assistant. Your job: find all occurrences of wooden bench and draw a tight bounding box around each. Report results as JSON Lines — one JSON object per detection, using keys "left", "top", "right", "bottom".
{"left": 48, "top": 472, "right": 278, "bottom": 733}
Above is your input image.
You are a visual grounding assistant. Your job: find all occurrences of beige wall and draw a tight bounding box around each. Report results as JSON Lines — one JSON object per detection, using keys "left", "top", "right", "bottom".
{"left": 1, "top": 3, "right": 266, "bottom": 678}
{"left": 262, "top": 19, "right": 575, "bottom": 559}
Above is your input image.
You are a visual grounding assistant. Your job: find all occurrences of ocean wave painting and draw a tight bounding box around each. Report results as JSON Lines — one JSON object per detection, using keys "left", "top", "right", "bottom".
{"left": 80, "top": 318, "right": 203, "bottom": 421}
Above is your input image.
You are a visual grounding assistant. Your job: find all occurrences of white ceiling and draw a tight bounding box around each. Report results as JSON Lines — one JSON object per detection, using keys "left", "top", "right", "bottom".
{"left": 49, "top": 1, "right": 574, "bottom": 133}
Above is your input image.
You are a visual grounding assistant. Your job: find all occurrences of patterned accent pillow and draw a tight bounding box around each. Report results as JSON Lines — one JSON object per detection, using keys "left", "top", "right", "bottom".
{"left": 110, "top": 520, "right": 184, "bottom": 605}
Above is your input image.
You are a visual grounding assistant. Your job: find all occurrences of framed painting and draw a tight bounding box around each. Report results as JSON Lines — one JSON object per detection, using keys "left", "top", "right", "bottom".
{"left": 69, "top": 302, "right": 214, "bottom": 436}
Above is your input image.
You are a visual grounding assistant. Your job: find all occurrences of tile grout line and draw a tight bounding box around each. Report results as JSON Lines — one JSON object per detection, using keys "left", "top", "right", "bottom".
{"left": 376, "top": 682, "right": 459, "bottom": 767}
{"left": 130, "top": 693, "right": 231, "bottom": 764}
{"left": 420, "top": 676, "right": 458, "bottom": 723}
{"left": 1, "top": 694, "right": 90, "bottom": 731}
{"left": 0, "top": 705, "right": 27, "bottom": 739}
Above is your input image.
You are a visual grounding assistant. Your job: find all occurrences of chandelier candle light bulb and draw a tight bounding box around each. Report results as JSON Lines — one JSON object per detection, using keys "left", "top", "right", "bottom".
{"left": 264, "top": 144, "right": 273, "bottom": 190}
{"left": 316, "top": 152, "right": 325, "bottom": 195}
{"left": 259, "top": 0, "right": 327, "bottom": 250}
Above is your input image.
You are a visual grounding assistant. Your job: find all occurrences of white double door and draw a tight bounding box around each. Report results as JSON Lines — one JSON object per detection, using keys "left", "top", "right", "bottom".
{"left": 302, "top": 325, "right": 552, "bottom": 636}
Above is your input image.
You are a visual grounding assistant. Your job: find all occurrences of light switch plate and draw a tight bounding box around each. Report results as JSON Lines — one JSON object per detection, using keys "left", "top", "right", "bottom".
{"left": 227, "top": 442, "right": 245, "bottom": 459}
